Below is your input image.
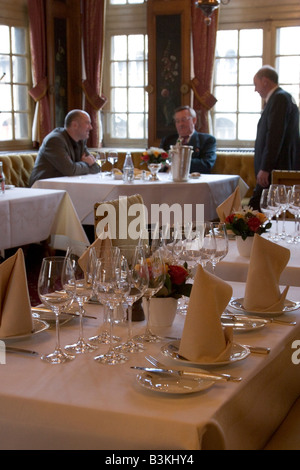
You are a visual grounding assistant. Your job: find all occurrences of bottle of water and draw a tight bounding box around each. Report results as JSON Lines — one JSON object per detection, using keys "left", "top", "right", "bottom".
{"left": 122, "top": 152, "right": 134, "bottom": 182}
{"left": 0, "top": 162, "right": 5, "bottom": 195}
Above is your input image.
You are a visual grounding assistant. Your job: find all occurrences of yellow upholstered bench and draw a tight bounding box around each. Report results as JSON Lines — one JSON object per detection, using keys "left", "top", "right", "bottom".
{"left": 0, "top": 153, "right": 38, "bottom": 187}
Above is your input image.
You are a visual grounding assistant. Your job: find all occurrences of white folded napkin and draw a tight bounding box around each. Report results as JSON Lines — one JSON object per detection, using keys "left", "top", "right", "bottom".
{"left": 0, "top": 249, "right": 33, "bottom": 338}
{"left": 179, "top": 265, "right": 233, "bottom": 363}
{"left": 217, "top": 186, "right": 242, "bottom": 222}
{"left": 243, "top": 234, "right": 290, "bottom": 312}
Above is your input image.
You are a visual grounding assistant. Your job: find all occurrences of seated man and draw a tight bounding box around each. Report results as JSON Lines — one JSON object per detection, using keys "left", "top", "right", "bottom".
{"left": 29, "top": 109, "right": 100, "bottom": 186}
{"left": 160, "top": 105, "right": 217, "bottom": 174}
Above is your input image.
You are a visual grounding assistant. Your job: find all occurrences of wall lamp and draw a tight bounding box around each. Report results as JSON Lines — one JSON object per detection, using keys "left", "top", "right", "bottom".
{"left": 196, "top": 0, "right": 231, "bottom": 25}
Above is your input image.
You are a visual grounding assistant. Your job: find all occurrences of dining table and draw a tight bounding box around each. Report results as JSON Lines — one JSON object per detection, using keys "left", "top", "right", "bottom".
{"left": 32, "top": 173, "right": 248, "bottom": 226}
{"left": 0, "top": 187, "right": 89, "bottom": 254}
{"left": 208, "top": 221, "right": 300, "bottom": 287}
{"left": 0, "top": 280, "right": 299, "bottom": 451}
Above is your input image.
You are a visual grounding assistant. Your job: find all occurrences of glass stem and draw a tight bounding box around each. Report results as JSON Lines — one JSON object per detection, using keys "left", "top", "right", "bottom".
{"left": 127, "top": 304, "right": 133, "bottom": 340}
{"left": 55, "top": 309, "right": 61, "bottom": 352}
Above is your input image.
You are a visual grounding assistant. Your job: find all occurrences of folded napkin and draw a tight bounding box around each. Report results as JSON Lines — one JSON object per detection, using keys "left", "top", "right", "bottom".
{"left": 243, "top": 234, "right": 290, "bottom": 312}
{"left": 179, "top": 265, "right": 233, "bottom": 363}
{"left": 0, "top": 249, "right": 33, "bottom": 338}
{"left": 217, "top": 186, "right": 242, "bottom": 222}
{"left": 78, "top": 230, "right": 112, "bottom": 272}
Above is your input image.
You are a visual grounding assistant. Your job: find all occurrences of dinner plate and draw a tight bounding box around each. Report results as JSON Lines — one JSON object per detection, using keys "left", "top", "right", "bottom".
{"left": 229, "top": 297, "right": 300, "bottom": 317}
{"left": 221, "top": 314, "right": 268, "bottom": 332}
{"left": 136, "top": 371, "right": 215, "bottom": 395}
{"left": 32, "top": 311, "right": 72, "bottom": 326}
{"left": 0, "top": 319, "right": 49, "bottom": 341}
{"left": 161, "top": 340, "right": 250, "bottom": 367}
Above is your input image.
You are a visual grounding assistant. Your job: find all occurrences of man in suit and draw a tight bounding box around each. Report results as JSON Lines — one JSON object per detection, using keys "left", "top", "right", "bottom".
{"left": 249, "top": 65, "right": 300, "bottom": 210}
{"left": 160, "top": 106, "right": 217, "bottom": 173}
{"left": 29, "top": 109, "right": 100, "bottom": 186}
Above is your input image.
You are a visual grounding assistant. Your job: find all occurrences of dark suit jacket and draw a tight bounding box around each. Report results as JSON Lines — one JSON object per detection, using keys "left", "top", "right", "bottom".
{"left": 160, "top": 131, "right": 217, "bottom": 173}
{"left": 254, "top": 87, "right": 300, "bottom": 176}
{"left": 29, "top": 128, "right": 100, "bottom": 186}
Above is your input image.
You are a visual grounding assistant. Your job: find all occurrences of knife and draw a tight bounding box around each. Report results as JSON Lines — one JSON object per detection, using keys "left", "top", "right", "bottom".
{"left": 131, "top": 366, "right": 242, "bottom": 383}
{"left": 6, "top": 346, "right": 39, "bottom": 356}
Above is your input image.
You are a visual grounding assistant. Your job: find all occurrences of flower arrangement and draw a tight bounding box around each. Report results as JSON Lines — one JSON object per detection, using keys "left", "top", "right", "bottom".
{"left": 141, "top": 147, "right": 169, "bottom": 165}
{"left": 155, "top": 261, "right": 192, "bottom": 299}
{"left": 225, "top": 208, "right": 271, "bottom": 240}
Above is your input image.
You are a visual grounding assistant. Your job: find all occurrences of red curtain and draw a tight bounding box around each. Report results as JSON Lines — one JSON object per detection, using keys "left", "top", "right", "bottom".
{"left": 191, "top": 2, "right": 219, "bottom": 133}
{"left": 82, "top": 0, "right": 107, "bottom": 148}
{"left": 27, "top": 0, "right": 51, "bottom": 146}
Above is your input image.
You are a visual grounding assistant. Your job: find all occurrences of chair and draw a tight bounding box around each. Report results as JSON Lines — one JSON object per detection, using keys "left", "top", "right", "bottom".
{"left": 264, "top": 396, "right": 300, "bottom": 450}
{"left": 94, "top": 194, "right": 148, "bottom": 247}
{"left": 271, "top": 170, "right": 300, "bottom": 186}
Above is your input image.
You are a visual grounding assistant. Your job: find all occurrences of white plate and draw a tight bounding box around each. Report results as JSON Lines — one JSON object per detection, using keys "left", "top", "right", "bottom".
{"left": 136, "top": 371, "right": 215, "bottom": 395}
{"left": 161, "top": 340, "right": 250, "bottom": 367}
{"left": 32, "top": 311, "right": 72, "bottom": 326}
{"left": 5, "top": 184, "right": 15, "bottom": 190}
{"left": 221, "top": 315, "right": 267, "bottom": 332}
{"left": 229, "top": 297, "right": 300, "bottom": 317}
{"left": 0, "top": 319, "right": 49, "bottom": 341}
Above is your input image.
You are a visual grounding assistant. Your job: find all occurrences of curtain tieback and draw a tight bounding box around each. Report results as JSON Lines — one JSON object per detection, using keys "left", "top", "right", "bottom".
{"left": 81, "top": 79, "right": 107, "bottom": 111}
{"left": 191, "top": 77, "right": 217, "bottom": 111}
{"left": 29, "top": 77, "right": 48, "bottom": 102}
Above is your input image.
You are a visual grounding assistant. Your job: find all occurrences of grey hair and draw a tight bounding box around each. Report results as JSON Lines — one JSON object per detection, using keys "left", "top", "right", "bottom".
{"left": 174, "top": 106, "right": 197, "bottom": 119}
{"left": 255, "top": 66, "right": 279, "bottom": 84}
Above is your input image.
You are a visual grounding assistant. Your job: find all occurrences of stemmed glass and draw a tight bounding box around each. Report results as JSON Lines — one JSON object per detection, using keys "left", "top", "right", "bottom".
{"left": 115, "top": 245, "right": 149, "bottom": 353}
{"left": 64, "top": 247, "right": 98, "bottom": 354}
{"left": 198, "top": 222, "right": 216, "bottom": 268}
{"left": 287, "top": 185, "right": 300, "bottom": 244}
{"left": 107, "top": 151, "right": 118, "bottom": 174}
{"left": 95, "top": 151, "right": 106, "bottom": 177}
{"left": 274, "top": 185, "right": 288, "bottom": 239}
{"left": 94, "top": 248, "right": 131, "bottom": 364}
{"left": 267, "top": 185, "right": 283, "bottom": 240}
{"left": 133, "top": 245, "right": 165, "bottom": 343}
{"left": 260, "top": 188, "right": 275, "bottom": 238}
{"left": 210, "top": 222, "right": 228, "bottom": 272}
{"left": 38, "top": 256, "right": 76, "bottom": 364}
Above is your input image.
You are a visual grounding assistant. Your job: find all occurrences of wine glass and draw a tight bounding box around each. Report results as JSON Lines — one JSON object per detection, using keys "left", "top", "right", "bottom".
{"left": 274, "top": 185, "right": 288, "bottom": 239}
{"left": 107, "top": 151, "right": 118, "bottom": 174}
{"left": 115, "top": 245, "right": 149, "bottom": 353}
{"left": 38, "top": 256, "right": 76, "bottom": 364}
{"left": 95, "top": 151, "right": 106, "bottom": 177}
{"left": 287, "top": 185, "right": 300, "bottom": 244}
{"left": 198, "top": 222, "right": 216, "bottom": 267}
{"left": 94, "top": 248, "right": 131, "bottom": 364}
{"left": 133, "top": 245, "right": 165, "bottom": 343}
{"left": 267, "top": 185, "right": 282, "bottom": 240}
{"left": 64, "top": 247, "right": 98, "bottom": 354}
{"left": 260, "top": 188, "right": 275, "bottom": 239}
{"left": 210, "top": 222, "right": 228, "bottom": 272}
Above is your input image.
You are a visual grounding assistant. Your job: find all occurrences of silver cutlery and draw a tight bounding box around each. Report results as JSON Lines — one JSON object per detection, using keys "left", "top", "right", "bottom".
{"left": 224, "top": 310, "right": 296, "bottom": 326}
{"left": 6, "top": 346, "right": 39, "bottom": 356}
{"left": 143, "top": 355, "right": 242, "bottom": 383}
{"left": 241, "top": 345, "right": 270, "bottom": 355}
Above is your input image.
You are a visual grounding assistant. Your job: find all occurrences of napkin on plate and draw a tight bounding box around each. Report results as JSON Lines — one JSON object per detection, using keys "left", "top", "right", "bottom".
{"left": 179, "top": 265, "right": 233, "bottom": 363}
{"left": 243, "top": 234, "right": 290, "bottom": 312}
{"left": 0, "top": 249, "right": 33, "bottom": 338}
{"left": 216, "top": 186, "right": 242, "bottom": 222}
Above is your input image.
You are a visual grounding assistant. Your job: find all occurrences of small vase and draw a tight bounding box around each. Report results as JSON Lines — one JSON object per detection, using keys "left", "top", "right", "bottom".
{"left": 148, "top": 163, "right": 161, "bottom": 181}
{"left": 142, "top": 297, "right": 178, "bottom": 327}
{"left": 236, "top": 236, "right": 254, "bottom": 258}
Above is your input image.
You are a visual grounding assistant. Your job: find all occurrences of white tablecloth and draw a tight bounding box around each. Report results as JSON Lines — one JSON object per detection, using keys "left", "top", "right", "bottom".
{"left": 33, "top": 173, "right": 248, "bottom": 225}
{"left": 0, "top": 281, "right": 299, "bottom": 450}
{"left": 209, "top": 221, "right": 300, "bottom": 287}
{"left": 0, "top": 188, "right": 89, "bottom": 252}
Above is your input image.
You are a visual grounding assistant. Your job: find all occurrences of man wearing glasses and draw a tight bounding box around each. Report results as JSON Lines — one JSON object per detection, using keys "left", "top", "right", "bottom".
{"left": 160, "top": 105, "right": 217, "bottom": 174}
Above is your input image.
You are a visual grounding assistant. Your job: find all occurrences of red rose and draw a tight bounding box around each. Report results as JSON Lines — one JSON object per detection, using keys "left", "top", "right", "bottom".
{"left": 247, "top": 216, "right": 261, "bottom": 232}
{"left": 225, "top": 214, "right": 235, "bottom": 224}
{"left": 168, "top": 265, "right": 188, "bottom": 285}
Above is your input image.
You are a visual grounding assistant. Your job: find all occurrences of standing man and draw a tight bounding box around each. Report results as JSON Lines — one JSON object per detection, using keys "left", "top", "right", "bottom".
{"left": 249, "top": 65, "right": 300, "bottom": 210}
{"left": 29, "top": 109, "right": 100, "bottom": 186}
{"left": 160, "top": 105, "right": 217, "bottom": 174}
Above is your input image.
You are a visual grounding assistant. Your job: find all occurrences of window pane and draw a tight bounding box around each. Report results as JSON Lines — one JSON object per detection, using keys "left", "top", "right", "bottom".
{"left": 0, "top": 26, "right": 10, "bottom": 54}
{"left": 215, "top": 58, "right": 237, "bottom": 85}
{"left": 277, "top": 56, "right": 300, "bottom": 84}
{"left": 277, "top": 27, "right": 300, "bottom": 55}
{"left": 111, "top": 113, "right": 127, "bottom": 138}
{"left": 239, "top": 86, "right": 261, "bottom": 112}
{"left": 14, "top": 85, "right": 28, "bottom": 111}
{"left": 128, "top": 114, "right": 144, "bottom": 138}
{"left": 15, "top": 113, "right": 28, "bottom": 139}
{"left": 110, "top": 0, "right": 126, "bottom": 4}
{"left": 239, "top": 29, "right": 263, "bottom": 56}
{"left": 239, "top": 58, "right": 262, "bottom": 85}
{"left": 0, "top": 84, "right": 12, "bottom": 111}
{"left": 112, "top": 36, "right": 127, "bottom": 61}
{"left": 215, "top": 86, "right": 237, "bottom": 112}
{"left": 112, "top": 88, "right": 127, "bottom": 112}
{"left": 11, "top": 27, "right": 26, "bottom": 55}
{"left": 0, "top": 113, "right": 12, "bottom": 140}
{"left": 13, "top": 56, "right": 28, "bottom": 83}
{"left": 238, "top": 114, "right": 260, "bottom": 140}
{"left": 216, "top": 30, "right": 238, "bottom": 57}
{"left": 129, "top": 61, "right": 144, "bottom": 86}
{"left": 128, "top": 35, "right": 144, "bottom": 60}
{"left": 214, "top": 114, "right": 236, "bottom": 140}
{"left": 111, "top": 61, "right": 127, "bottom": 87}
{"left": 128, "top": 88, "right": 144, "bottom": 112}
{"left": 0, "top": 55, "right": 11, "bottom": 82}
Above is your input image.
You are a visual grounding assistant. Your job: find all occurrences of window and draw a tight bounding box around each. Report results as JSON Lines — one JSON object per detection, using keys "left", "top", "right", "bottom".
{"left": 102, "top": 0, "right": 148, "bottom": 148}
{"left": 0, "top": 24, "right": 31, "bottom": 146}
{"left": 213, "top": 23, "right": 300, "bottom": 148}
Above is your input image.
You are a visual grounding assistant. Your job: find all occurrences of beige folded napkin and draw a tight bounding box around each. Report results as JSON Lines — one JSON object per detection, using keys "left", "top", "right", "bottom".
{"left": 78, "top": 231, "right": 112, "bottom": 272}
{"left": 179, "top": 265, "right": 233, "bottom": 363}
{"left": 217, "top": 186, "right": 242, "bottom": 222}
{"left": 243, "top": 234, "right": 290, "bottom": 312}
{"left": 0, "top": 249, "right": 33, "bottom": 338}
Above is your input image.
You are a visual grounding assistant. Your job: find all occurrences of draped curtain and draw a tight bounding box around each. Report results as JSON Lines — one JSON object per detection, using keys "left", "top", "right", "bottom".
{"left": 81, "top": 0, "right": 107, "bottom": 148}
{"left": 190, "top": 3, "right": 219, "bottom": 133}
{"left": 27, "top": 0, "right": 51, "bottom": 147}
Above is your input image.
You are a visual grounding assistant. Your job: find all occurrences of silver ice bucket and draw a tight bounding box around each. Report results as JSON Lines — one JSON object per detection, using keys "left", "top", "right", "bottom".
{"left": 170, "top": 145, "right": 193, "bottom": 182}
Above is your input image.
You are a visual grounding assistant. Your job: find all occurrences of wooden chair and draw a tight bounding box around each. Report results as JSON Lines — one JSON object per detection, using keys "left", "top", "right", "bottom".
{"left": 264, "top": 396, "right": 300, "bottom": 450}
{"left": 271, "top": 170, "right": 300, "bottom": 186}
